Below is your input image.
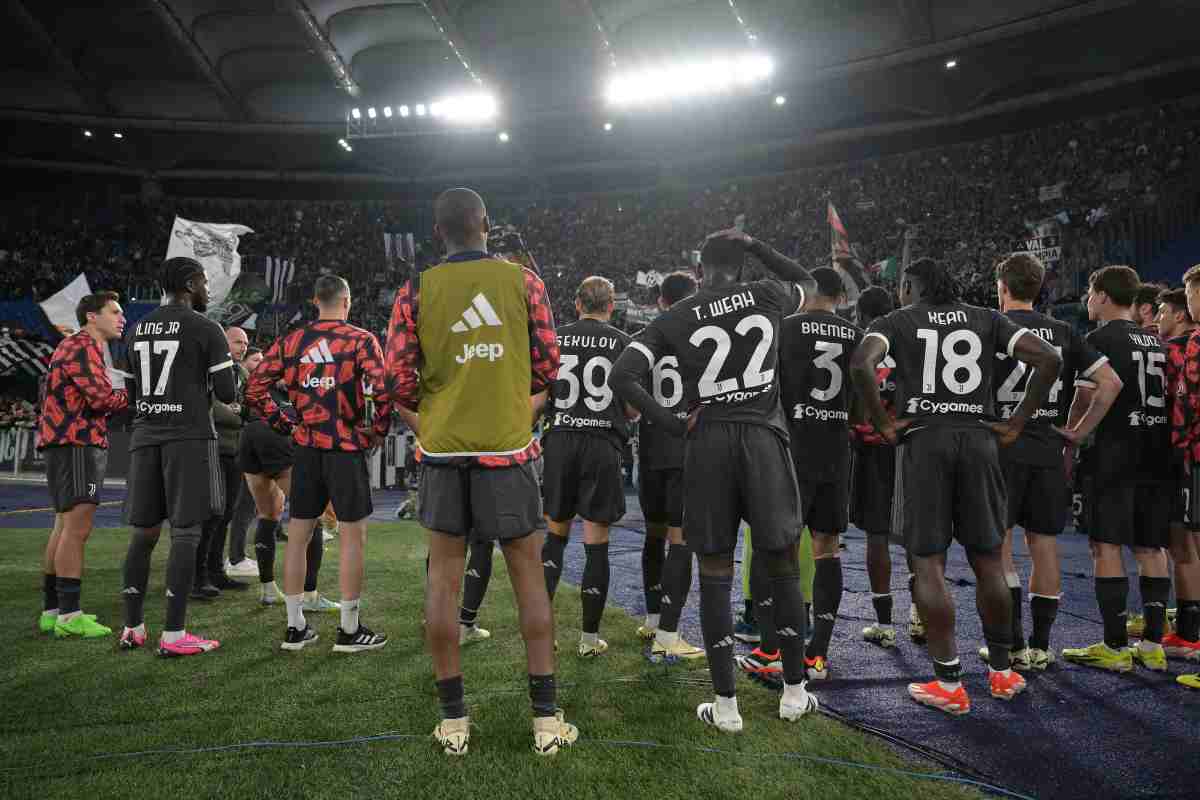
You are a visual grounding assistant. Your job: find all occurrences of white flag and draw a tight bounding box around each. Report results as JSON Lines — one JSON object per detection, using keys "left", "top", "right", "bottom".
{"left": 265, "top": 257, "right": 294, "bottom": 303}
{"left": 39, "top": 273, "right": 91, "bottom": 336}
{"left": 165, "top": 216, "right": 253, "bottom": 308}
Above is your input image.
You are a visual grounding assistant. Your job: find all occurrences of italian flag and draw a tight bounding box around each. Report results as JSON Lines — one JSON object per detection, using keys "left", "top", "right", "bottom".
{"left": 870, "top": 257, "right": 898, "bottom": 281}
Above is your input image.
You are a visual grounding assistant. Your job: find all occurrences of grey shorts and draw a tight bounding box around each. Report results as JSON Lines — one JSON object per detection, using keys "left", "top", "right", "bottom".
{"left": 418, "top": 461, "right": 545, "bottom": 542}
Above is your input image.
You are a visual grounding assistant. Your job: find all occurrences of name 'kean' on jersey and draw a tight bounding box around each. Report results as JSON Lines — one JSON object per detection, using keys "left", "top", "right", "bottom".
{"left": 547, "top": 317, "right": 632, "bottom": 444}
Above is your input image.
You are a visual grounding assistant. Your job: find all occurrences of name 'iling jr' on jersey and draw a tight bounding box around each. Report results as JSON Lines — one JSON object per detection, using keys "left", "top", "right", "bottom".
{"left": 118, "top": 305, "right": 234, "bottom": 450}
{"left": 36, "top": 330, "right": 129, "bottom": 450}
{"left": 864, "top": 303, "right": 1030, "bottom": 427}
{"left": 546, "top": 318, "right": 632, "bottom": 444}
{"left": 245, "top": 320, "right": 391, "bottom": 452}
{"left": 779, "top": 310, "right": 862, "bottom": 476}
{"left": 994, "top": 310, "right": 1107, "bottom": 467}
{"left": 1083, "top": 318, "right": 1170, "bottom": 482}
{"left": 628, "top": 279, "right": 798, "bottom": 438}
{"left": 636, "top": 328, "right": 689, "bottom": 471}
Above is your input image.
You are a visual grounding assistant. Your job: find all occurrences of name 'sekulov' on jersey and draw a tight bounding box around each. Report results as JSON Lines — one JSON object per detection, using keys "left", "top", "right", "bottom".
{"left": 118, "top": 305, "right": 235, "bottom": 450}
{"left": 547, "top": 318, "right": 632, "bottom": 442}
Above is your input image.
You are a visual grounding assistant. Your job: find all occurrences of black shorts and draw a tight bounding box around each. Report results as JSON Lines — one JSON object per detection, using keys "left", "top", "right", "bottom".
{"left": 1080, "top": 477, "right": 1172, "bottom": 549}
{"left": 124, "top": 440, "right": 224, "bottom": 529}
{"left": 796, "top": 464, "right": 849, "bottom": 537}
{"left": 237, "top": 419, "right": 294, "bottom": 477}
{"left": 684, "top": 422, "right": 801, "bottom": 556}
{"left": 290, "top": 446, "right": 372, "bottom": 523}
{"left": 893, "top": 427, "right": 1006, "bottom": 557}
{"left": 639, "top": 467, "right": 683, "bottom": 528}
{"left": 43, "top": 445, "right": 107, "bottom": 512}
{"left": 542, "top": 432, "right": 626, "bottom": 524}
{"left": 851, "top": 443, "right": 895, "bottom": 537}
{"left": 1002, "top": 458, "right": 1069, "bottom": 535}
{"left": 418, "top": 461, "right": 545, "bottom": 541}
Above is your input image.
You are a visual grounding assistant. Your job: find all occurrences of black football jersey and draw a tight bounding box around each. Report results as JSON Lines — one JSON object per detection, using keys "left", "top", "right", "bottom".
{"left": 865, "top": 303, "right": 1027, "bottom": 427}
{"left": 780, "top": 310, "right": 862, "bottom": 476}
{"left": 995, "top": 309, "right": 1107, "bottom": 466}
{"left": 547, "top": 318, "right": 632, "bottom": 446}
{"left": 1084, "top": 319, "right": 1170, "bottom": 481}
{"left": 635, "top": 329, "right": 689, "bottom": 471}
{"left": 121, "top": 305, "right": 234, "bottom": 450}
{"left": 631, "top": 280, "right": 797, "bottom": 437}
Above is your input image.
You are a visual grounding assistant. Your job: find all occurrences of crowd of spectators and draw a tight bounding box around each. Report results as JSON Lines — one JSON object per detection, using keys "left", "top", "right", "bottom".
{"left": 0, "top": 395, "right": 36, "bottom": 430}
{"left": 2, "top": 96, "right": 1199, "bottom": 341}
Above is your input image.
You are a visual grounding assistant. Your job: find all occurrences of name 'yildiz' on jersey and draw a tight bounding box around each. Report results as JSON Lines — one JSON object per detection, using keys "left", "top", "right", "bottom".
{"left": 548, "top": 318, "right": 632, "bottom": 441}
{"left": 865, "top": 303, "right": 1030, "bottom": 425}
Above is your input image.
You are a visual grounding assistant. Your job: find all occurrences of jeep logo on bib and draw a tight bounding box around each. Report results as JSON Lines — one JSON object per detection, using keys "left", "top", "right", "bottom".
{"left": 455, "top": 343, "right": 505, "bottom": 364}
{"left": 302, "top": 376, "right": 336, "bottom": 389}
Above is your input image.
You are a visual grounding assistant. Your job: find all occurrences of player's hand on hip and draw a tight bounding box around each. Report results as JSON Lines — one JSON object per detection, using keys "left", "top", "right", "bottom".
{"left": 986, "top": 419, "right": 1022, "bottom": 447}
{"left": 880, "top": 418, "right": 912, "bottom": 446}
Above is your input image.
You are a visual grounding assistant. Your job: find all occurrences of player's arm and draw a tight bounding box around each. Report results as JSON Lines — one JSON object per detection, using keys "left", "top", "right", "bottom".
{"left": 360, "top": 333, "right": 392, "bottom": 441}
{"left": 1172, "top": 334, "right": 1200, "bottom": 459}
{"left": 384, "top": 280, "right": 423, "bottom": 437}
{"left": 526, "top": 269, "right": 560, "bottom": 396}
{"left": 1056, "top": 342, "right": 1122, "bottom": 444}
{"left": 706, "top": 229, "right": 816, "bottom": 304}
{"left": 75, "top": 341, "right": 128, "bottom": 414}
{"left": 609, "top": 343, "right": 683, "bottom": 436}
{"left": 246, "top": 339, "right": 290, "bottom": 434}
{"left": 850, "top": 330, "right": 903, "bottom": 444}
{"left": 989, "top": 326, "right": 1062, "bottom": 446}
{"left": 206, "top": 323, "right": 237, "bottom": 404}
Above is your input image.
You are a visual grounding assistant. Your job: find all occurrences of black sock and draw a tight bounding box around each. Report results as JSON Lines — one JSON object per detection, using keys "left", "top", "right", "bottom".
{"left": 642, "top": 536, "right": 666, "bottom": 616}
{"left": 436, "top": 675, "right": 466, "bottom": 719}
{"left": 56, "top": 577, "right": 82, "bottom": 615}
{"left": 1140, "top": 576, "right": 1171, "bottom": 644}
{"left": 254, "top": 519, "right": 278, "bottom": 583}
{"left": 1096, "top": 576, "right": 1130, "bottom": 649}
{"left": 933, "top": 658, "right": 962, "bottom": 684}
{"left": 529, "top": 673, "right": 556, "bottom": 717}
{"left": 1177, "top": 599, "right": 1200, "bottom": 642}
{"left": 304, "top": 527, "right": 323, "bottom": 593}
{"left": 1010, "top": 586, "right": 1025, "bottom": 652}
{"left": 165, "top": 526, "right": 200, "bottom": 631}
{"left": 872, "top": 593, "right": 894, "bottom": 626}
{"left": 1028, "top": 594, "right": 1060, "bottom": 651}
{"left": 580, "top": 542, "right": 610, "bottom": 634}
{"left": 983, "top": 618, "right": 1012, "bottom": 671}
{"left": 742, "top": 597, "right": 755, "bottom": 624}
{"left": 43, "top": 573, "right": 58, "bottom": 611}
{"left": 207, "top": 519, "right": 229, "bottom": 577}
{"left": 122, "top": 529, "right": 156, "bottom": 627}
{"left": 542, "top": 533, "right": 567, "bottom": 599}
{"left": 194, "top": 526, "right": 212, "bottom": 585}
{"left": 699, "top": 573, "right": 736, "bottom": 697}
{"left": 809, "top": 558, "right": 843, "bottom": 658}
{"left": 750, "top": 552, "right": 778, "bottom": 653}
{"left": 658, "top": 543, "right": 692, "bottom": 634}
{"left": 460, "top": 541, "right": 494, "bottom": 626}
{"left": 771, "top": 573, "right": 809, "bottom": 685}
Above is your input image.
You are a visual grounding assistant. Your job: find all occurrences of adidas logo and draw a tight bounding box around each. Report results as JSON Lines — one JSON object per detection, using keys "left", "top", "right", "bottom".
{"left": 712, "top": 636, "right": 734, "bottom": 648}
{"left": 543, "top": 560, "right": 558, "bottom": 569}
{"left": 165, "top": 589, "right": 176, "bottom": 598}
{"left": 650, "top": 583, "right": 662, "bottom": 592}
{"left": 451, "top": 293, "right": 503, "bottom": 333}
{"left": 300, "top": 339, "right": 335, "bottom": 364}
{"left": 582, "top": 587, "right": 603, "bottom": 596}
{"left": 778, "top": 627, "right": 800, "bottom": 637}
{"left": 121, "top": 586, "right": 140, "bottom": 595}
{"left": 816, "top": 612, "right": 835, "bottom": 621}
{"left": 661, "top": 596, "right": 672, "bottom": 605}
{"left": 465, "top": 569, "right": 481, "bottom": 578}
{"left": 760, "top": 598, "right": 773, "bottom": 607}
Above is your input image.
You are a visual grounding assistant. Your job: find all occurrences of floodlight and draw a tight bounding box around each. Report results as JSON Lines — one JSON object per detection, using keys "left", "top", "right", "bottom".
{"left": 113, "top": 132, "right": 124, "bottom": 139}
{"left": 603, "top": 122, "right": 613, "bottom": 132}
{"left": 83, "top": 129, "right": 93, "bottom": 137}
{"left": 399, "top": 105, "right": 410, "bottom": 117}
{"left": 498, "top": 131, "right": 510, "bottom": 143}
{"left": 774, "top": 94, "right": 786, "bottom": 106}
{"left": 383, "top": 106, "right": 392, "bottom": 118}
{"left": 416, "top": 104, "right": 426, "bottom": 116}
{"left": 606, "top": 53, "right": 773, "bottom": 106}
{"left": 351, "top": 108, "right": 361, "bottom": 119}
{"left": 430, "top": 102, "right": 443, "bottom": 117}
{"left": 367, "top": 107, "right": 377, "bottom": 119}
{"left": 945, "top": 59, "right": 957, "bottom": 69}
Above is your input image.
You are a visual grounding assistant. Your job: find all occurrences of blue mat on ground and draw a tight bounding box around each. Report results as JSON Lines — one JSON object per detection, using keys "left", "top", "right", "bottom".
{"left": 4, "top": 480, "right": 1196, "bottom": 798}
{"left": 558, "top": 497, "right": 1199, "bottom": 800}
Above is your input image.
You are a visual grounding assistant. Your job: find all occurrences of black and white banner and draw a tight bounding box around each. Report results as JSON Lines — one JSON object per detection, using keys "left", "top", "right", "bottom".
{"left": 383, "top": 233, "right": 415, "bottom": 264}
{"left": 265, "top": 257, "right": 295, "bottom": 303}
{"left": 0, "top": 336, "right": 55, "bottom": 376}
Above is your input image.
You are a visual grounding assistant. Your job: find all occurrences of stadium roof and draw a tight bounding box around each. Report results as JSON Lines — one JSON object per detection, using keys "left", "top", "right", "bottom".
{"left": 2, "top": 0, "right": 1199, "bottom": 189}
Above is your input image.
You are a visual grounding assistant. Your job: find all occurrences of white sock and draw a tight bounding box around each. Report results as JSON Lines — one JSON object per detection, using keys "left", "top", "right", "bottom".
{"left": 1138, "top": 640, "right": 1163, "bottom": 653}
{"left": 645, "top": 613, "right": 660, "bottom": 630}
{"left": 341, "top": 598, "right": 360, "bottom": 633}
{"left": 304, "top": 589, "right": 319, "bottom": 604}
{"left": 655, "top": 630, "right": 679, "bottom": 648}
{"left": 580, "top": 631, "right": 599, "bottom": 648}
{"left": 162, "top": 629, "right": 185, "bottom": 644}
{"left": 261, "top": 581, "right": 278, "bottom": 597}
{"left": 59, "top": 610, "right": 82, "bottom": 623}
{"left": 714, "top": 695, "right": 739, "bottom": 718}
{"left": 43, "top": 608, "right": 58, "bottom": 616}
{"left": 126, "top": 623, "right": 146, "bottom": 636}
{"left": 782, "top": 681, "right": 810, "bottom": 702}
{"left": 285, "top": 594, "right": 306, "bottom": 629}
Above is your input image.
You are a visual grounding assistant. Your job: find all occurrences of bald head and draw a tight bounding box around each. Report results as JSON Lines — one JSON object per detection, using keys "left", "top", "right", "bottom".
{"left": 435, "top": 188, "right": 488, "bottom": 252}
{"left": 225, "top": 326, "right": 248, "bottom": 361}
